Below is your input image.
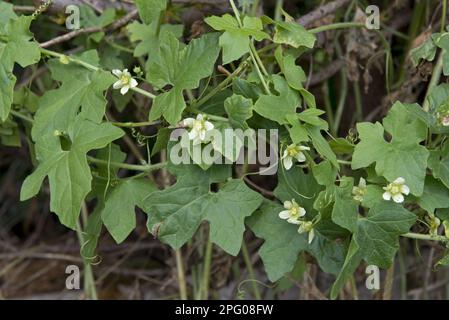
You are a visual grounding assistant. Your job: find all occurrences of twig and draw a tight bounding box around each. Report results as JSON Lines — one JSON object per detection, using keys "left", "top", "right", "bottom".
{"left": 40, "top": 27, "right": 102, "bottom": 48}
{"left": 39, "top": 9, "right": 138, "bottom": 48}
{"left": 298, "top": 0, "right": 351, "bottom": 27}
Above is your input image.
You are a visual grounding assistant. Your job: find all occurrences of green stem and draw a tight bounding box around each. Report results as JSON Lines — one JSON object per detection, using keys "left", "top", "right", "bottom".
{"left": 10, "top": 110, "right": 34, "bottom": 123}
{"left": 200, "top": 239, "right": 213, "bottom": 300}
{"left": 308, "top": 22, "right": 365, "bottom": 34}
{"left": 112, "top": 121, "right": 160, "bottom": 127}
{"left": 76, "top": 219, "right": 98, "bottom": 300}
{"left": 87, "top": 156, "right": 166, "bottom": 172}
{"left": 402, "top": 232, "right": 448, "bottom": 242}
{"left": 241, "top": 242, "right": 261, "bottom": 300}
{"left": 40, "top": 48, "right": 156, "bottom": 99}
{"left": 193, "top": 61, "right": 247, "bottom": 109}
{"left": 175, "top": 249, "right": 188, "bottom": 300}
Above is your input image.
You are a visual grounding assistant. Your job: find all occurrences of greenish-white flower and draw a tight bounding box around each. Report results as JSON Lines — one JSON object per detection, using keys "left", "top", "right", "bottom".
{"left": 298, "top": 221, "right": 315, "bottom": 244}
{"left": 282, "top": 144, "right": 310, "bottom": 170}
{"left": 382, "top": 177, "right": 409, "bottom": 204}
{"left": 182, "top": 114, "right": 214, "bottom": 145}
{"left": 112, "top": 69, "right": 138, "bottom": 95}
{"left": 279, "top": 199, "right": 306, "bottom": 224}
{"left": 352, "top": 177, "right": 367, "bottom": 202}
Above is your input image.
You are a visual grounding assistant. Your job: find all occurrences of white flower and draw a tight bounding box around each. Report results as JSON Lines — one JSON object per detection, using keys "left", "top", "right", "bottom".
{"left": 298, "top": 221, "right": 315, "bottom": 244}
{"left": 282, "top": 144, "right": 310, "bottom": 170}
{"left": 182, "top": 114, "right": 214, "bottom": 144}
{"left": 279, "top": 199, "right": 306, "bottom": 224}
{"left": 112, "top": 69, "right": 138, "bottom": 95}
{"left": 382, "top": 177, "right": 410, "bottom": 204}
{"left": 352, "top": 177, "right": 367, "bottom": 202}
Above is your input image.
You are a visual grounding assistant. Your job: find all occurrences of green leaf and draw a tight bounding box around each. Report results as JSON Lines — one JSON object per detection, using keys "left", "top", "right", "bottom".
{"left": 352, "top": 102, "right": 429, "bottom": 196}
{"left": 127, "top": 21, "right": 183, "bottom": 57}
{"left": 145, "top": 175, "right": 263, "bottom": 255}
{"left": 305, "top": 125, "right": 339, "bottom": 168}
{"left": 205, "top": 14, "right": 269, "bottom": 64}
{"left": 248, "top": 201, "right": 346, "bottom": 281}
{"left": 224, "top": 94, "right": 253, "bottom": 129}
{"left": 434, "top": 33, "right": 449, "bottom": 76}
{"left": 272, "top": 20, "right": 316, "bottom": 49}
{"left": 0, "top": 16, "right": 40, "bottom": 121}
{"left": 32, "top": 51, "right": 115, "bottom": 139}
{"left": 355, "top": 202, "right": 416, "bottom": 267}
{"left": 332, "top": 177, "right": 359, "bottom": 232}
{"left": 247, "top": 201, "right": 308, "bottom": 281}
{"left": 274, "top": 46, "right": 306, "bottom": 91}
{"left": 21, "top": 117, "right": 124, "bottom": 229}
{"left": 148, "top": 32, "right": 220, "bottom": 124}
{"left": 429, "top": 142, "right": 449, "bottom": 189}
{"left": 253, "top": 75, "right": 300, "bottom": 124}
{"left": 417, "top": 176, "right": 449, "bottom": 214}
{"left": 312, "top": 160, "right": 337, "bottom": 186}
{"left": 330, "top": 239, "right": 362, "bottom": 299}
{"left": 102, "top": 178, "right": 156, "bottom": 243}
{"left": 274, "top": 165, "right": 321, "bottom": 215}
{"left": 410, "top": 36, "right": 437, "bottom": 66}
{"left": 134, "top": 0, "right": 167, "bottom": 25}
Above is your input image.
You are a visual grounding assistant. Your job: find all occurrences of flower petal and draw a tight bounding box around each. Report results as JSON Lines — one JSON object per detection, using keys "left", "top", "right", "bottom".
{"left": 298, "top": 207, "right": 306, "bottom": 217}
{"left": 401, "top": 185, "right": 410, "bottom": 195}
{"left": 295, "top": 152, "right": 306, "bottom": 163}
{"left": 299, "top": 146, "right": 310, "bottom": 151}
{"left": 130, "top": 78, "right": 138, "bottom": 88}
{"left": 282, "top": 149, "right": 288, "bottom": 159}
{"left": 279, "top": 210, "right": 290, "bottom": 219}
{"left": 188, "top": 130, "right": 198, "bottom": 140}
{"left": 183, "top": 118, "right": 195, "bottom": 127}
{"left": 112, "top": 69, "right": 122, "bottom": 77}
{"left": 283, "top": 200, "right": 292, "bottom": 209}
{"left": 392, "top": 193, "right": 404, "bottom": 203}
{"left": 287, "top": 218, "right": 301, "bottom": 225}
{"left": 205, "top": 121, "right": 214, "bottom": 131}
{"left": 394, "top": 177, "right": 405, "bottom": 184}
{"left": 120, "top": 85, "right": 130, "bottom": 95}
{"left": 113, "top": 80, "right": 123, "bottom": 89}
{"left": 283, "top": 156, "right": 293, "bottom": 170}
{"left": 383, "top": 192, "right": 392, "bottom": 201}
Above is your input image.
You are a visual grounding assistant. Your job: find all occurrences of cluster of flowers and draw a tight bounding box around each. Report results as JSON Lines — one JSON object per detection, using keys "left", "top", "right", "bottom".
{"left": 278, "top": 199, "right": 315, "bottom": 244}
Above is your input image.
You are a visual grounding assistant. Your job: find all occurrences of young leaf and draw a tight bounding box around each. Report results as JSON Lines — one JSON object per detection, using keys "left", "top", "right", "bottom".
{"left": 205, "top": 14, "right": 269, "bottom": 64}
{"left": 352, "top": 102, "right": 429, "bottom": 196}
{"left": 253, "top": 75, "right": 300, "bottom": 124}
{"left": 148, "top": 32, "right": 220, "bottom": 124}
